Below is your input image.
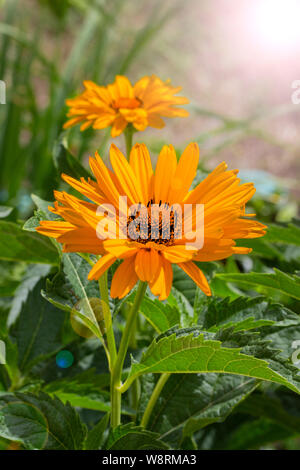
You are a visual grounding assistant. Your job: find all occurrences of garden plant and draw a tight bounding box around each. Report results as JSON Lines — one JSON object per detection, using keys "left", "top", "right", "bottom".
{"left": 0, "top": 0, "right": 300, "bottom": 452}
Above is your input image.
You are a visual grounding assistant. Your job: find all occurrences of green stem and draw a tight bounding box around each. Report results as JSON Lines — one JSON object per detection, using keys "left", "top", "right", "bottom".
{"left": 98, "top": 272, "right": 117, "bottom": 369}
{"left": 111, "top": 281, "right": 147, "bottom": 428}
{"left": 130, "top": 378, "right": 140, "bottom": 420}
{"left": 140, "top": 373, "right": 171, "bottom": 429}
{"left": 124, "top": 124, "right": 134, "bottom": 159}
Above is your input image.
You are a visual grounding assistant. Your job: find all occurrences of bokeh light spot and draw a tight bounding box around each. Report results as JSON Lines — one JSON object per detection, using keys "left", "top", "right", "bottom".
{"left": 56, "top": 350, "right": 74, "bottom": 369}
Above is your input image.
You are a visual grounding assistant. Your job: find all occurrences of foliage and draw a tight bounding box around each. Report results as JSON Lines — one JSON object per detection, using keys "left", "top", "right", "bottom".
{"left": 0, "top": 0, "right": 300, "bottom": 452}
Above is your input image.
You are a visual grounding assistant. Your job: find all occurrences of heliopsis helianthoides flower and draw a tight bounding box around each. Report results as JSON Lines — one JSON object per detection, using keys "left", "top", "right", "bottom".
{"left": 63, "top": 75, "right": 189, "bottom": 137}
{"left": 36, "top": 143, "right": 266, "bottom": 300}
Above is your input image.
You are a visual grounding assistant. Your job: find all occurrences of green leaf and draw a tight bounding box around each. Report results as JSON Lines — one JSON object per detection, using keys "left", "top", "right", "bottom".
{"left": 237, "top": 390, "right": 300, "bottom": 434}
{"left": 44, "top": 370, "right": 110, "bottom": 412}
{"left": 236, "top": 238, "right": 284, "bottom": 260}
{"left": 105, "top": 423, "right": 169, "bottom": 450}
{"left": 201, "top": 296, "right": 300, "bottom": 333}
{"left": 60, "top": 253, "right": 103, "bottom": 339}
{"left": 7, "top": 264, "right": 51, "bottom": 327}
{"left": 140, "top": 373, "right": 258, "bottom": 447}
{"left": 0, "top": 206, "right": 13, "bottom": 219}
{"left": 42, "top": 254, "right": 105, "bottom": 340}
{"left": 84, "top": 413, "right": 110, "bottom": 450}
{"left": 209, "top": 416, "right": 292, "bottom": 450}
{"left": 23, "top": 210, "right": 47, "bottom": 232}
{"left": 16, "top": 279, "right": 66, "bottom": 371}
{"left": 171, "top": 264, "right": 196, "bottom": 306}
{"left": 215, "top": 269, "right": 300, "bottom": 300}
{"left": 201, "top": 296, "right": 275, "bottom": 332}
{"left": 53, "top": 134, "right": 92, "bottom": 180}
{"left": 0, "top": 221, "right": 59, "bottom": 265}
{"left": 30, "top": 194, "right": 56, "bottom": 218}
{"left": 139, "top": 297, "right": 181, "bottom": 333}
{"left": 265, "top": 221, "right": 300, "bottom": 246}
{"left": 123, "top": 330, "right": 300, "bottom": 394}
{"left": 0, "top": 392, "right": 87, "bottom": 449}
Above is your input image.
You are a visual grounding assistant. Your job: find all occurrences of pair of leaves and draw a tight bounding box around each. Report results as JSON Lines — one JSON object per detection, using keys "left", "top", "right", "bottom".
{"left": 0, "top": 391, "right": 167, "bottom": 450}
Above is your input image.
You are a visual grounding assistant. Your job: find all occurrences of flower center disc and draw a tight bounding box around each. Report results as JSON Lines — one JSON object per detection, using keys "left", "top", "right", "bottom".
{"left": 126, "top": 202, "right": 177, "bottom": 246}
{"left": 113, "top": 97, "right": 141, "bottom": 109}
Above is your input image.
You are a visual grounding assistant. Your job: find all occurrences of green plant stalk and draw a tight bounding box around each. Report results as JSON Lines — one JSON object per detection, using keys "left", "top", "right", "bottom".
{"left": 141, "top": 373, "right": 171, "bottom": 429}
{"left": 124, "top": 125, "right": 134, "bottom": 159}
{"left": 111, "top": 281, "right": 147, "bottom": 428}
{"left": 130, "top": 378, "right": 140, "bottom": 420}
{"left": 98, "top": 272, "right": 117, "bottom": 369}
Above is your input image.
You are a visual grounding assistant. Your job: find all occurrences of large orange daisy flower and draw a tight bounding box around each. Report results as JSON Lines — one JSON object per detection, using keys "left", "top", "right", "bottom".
{"left": 36, "top": 143, "right": 266, "bottom": 300}
{"left": 63, "top": 75, "right": 189, "bottom": 137}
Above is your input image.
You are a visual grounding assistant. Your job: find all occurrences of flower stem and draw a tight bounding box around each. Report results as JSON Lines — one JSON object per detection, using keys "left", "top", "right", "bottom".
{"left": 98, "top": 272, "right": 117, "bottom": 369}
{"left": 124, "top": 125, "right": 134, "bottom": 159}
{"left": 111, "top": 281, "right": 147, "bottom": 428}
{"left": 140, "top": 373, "right": 171, "bottom": 429}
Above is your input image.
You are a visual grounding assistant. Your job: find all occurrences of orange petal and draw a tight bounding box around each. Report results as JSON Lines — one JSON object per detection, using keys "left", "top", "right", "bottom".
{"left": 129, "top": 143, "right": 153, "bottom": 205}
{"left": 135, "top": 248, "right": 160, "bottom": 282}
{"left": 154, "top": 145, "right": 177, "bottom": 204}
{"left": 110, "top": 144, "right": 144, "bottom": 205}
{"left": 110, "top": 258, "right": 138, "bottom": 298}
{"left": 149, "top": 255, "right": 173, "bottom": 300}
{"left": 88, "top": 254, "right": 116, "bottom": 280}
{"left": 169, "top": 142, "right": 199, "bottom": 203}
{"left": 103, "top": 239, "right": 138, "bottom": 259}
{"left": 111, "top": 115, "right": 127, "bottom": 137}
{"left": 162, "top": 245, "right": 195, "bottom": 263}
{"left": 178, "top": 261, "right": 211, "bottom": 296}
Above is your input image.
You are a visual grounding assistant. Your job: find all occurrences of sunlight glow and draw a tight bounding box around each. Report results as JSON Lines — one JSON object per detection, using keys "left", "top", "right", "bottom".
{"left": 255, "top": 0, "right": 300, "bottom": 49}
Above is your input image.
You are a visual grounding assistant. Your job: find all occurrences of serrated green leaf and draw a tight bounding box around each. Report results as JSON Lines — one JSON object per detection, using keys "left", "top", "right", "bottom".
{"left": 171, "top": 265, "right": 196, "bottom": 306}
{"left": 43, "top": 370, "right": 110, "bottom": 412}
{"left": 0, "top": 392, "right": 86, "bottom": 449}
{"left": 215, "top": 269, "right": 300, "bottom": 300}
{"left": 60, "top": 253, "right": 103, "bottom": 339}
{"left": 123, "top": 331, "right": 300, "bottom": 394}
{"left": 105, "top": 423, "right": 169, "bottom": 450}
{"left": 139, "top": 297, "right": 181, "bottom": 333}
{"left": 201, "top": 296, "right": 275, "bottom": 332}
{"left": 84, "top": 413, "right": 110, "bottom": 450}
{"left": 140, "top": 373, "right": 258, "bottom": 447}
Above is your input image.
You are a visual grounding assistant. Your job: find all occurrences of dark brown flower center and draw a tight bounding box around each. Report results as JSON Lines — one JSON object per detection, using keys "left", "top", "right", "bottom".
{"left": 126, "top": 200, "right": 178, "bottom": 246}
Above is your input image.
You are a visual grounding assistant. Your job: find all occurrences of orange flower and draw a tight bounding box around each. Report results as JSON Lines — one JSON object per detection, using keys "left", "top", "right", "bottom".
{"left": 63, "top": 75, "right": 189, "bottom": 137}
{"left": 36, "top": 143, "right": 266, "bottom": 300}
